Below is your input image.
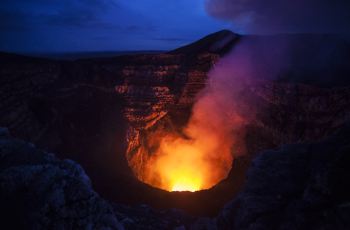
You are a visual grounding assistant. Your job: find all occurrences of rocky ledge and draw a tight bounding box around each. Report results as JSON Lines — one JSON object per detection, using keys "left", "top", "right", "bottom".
{"left": 0, "top": 127, "right": 123, "bottom": 229}
{"left": 216, "top": 123, "right": 350, "bottom": 230}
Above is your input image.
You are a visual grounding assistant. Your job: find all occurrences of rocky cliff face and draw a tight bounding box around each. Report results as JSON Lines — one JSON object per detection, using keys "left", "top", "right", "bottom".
{"left": 0, "top": 54, "right": 61, "bottom": 143}
{"left": 114, "top": 53, "right": 217, "bottom": 130}
{"left": 114, "top": 52, "right": 219, "bottom": 181}
{"left": 245, "top": 82, "right": 350, "bottom": 154}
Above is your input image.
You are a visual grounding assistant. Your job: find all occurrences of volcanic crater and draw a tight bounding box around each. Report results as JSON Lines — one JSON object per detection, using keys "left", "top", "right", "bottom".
{"left": 1, "top": 30, "right": 350, "bottom": 219}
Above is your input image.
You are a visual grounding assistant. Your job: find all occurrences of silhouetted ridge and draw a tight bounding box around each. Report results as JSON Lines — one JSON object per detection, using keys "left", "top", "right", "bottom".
{"left": 169, "top": 30, "right": 240, "bottom": 55}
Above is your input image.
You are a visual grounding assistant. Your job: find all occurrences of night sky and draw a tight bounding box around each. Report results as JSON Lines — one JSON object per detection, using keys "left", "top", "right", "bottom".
{"left": 0, "top": 0, "right": 229, "bottom": 53}
{"left": 1, "top": 0, "right": 350, "bottom": 53}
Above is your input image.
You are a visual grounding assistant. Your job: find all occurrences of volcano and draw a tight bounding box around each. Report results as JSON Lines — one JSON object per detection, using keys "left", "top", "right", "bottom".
{"left": 1, "top": 30, "right": 350, "bottom": 229}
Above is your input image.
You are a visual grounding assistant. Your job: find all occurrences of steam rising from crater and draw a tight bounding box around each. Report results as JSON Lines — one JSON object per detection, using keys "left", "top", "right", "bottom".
{"left": 140, "top": 38, "right": 289, "bottom": 192}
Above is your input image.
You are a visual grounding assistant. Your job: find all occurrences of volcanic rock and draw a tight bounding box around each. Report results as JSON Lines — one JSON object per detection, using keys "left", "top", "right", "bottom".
{"left": 216, "top": 124, "right": 350, "bottom": 230}
{"left": 0, "top": 131, "right": 123, "bottom": 230}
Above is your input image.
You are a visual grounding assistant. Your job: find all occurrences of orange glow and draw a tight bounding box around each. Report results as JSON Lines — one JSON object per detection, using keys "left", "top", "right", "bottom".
{"left": 127, "top": 91, "right": 246, "bottom": 192}
{"left": 143, "top": 129, "right": 234, "bottom": 192}
{"left": 138, "top": 102, "right": 237, "bottom": 192}
{"left": 154, "top": 137, "right": 205, "bottom": 192}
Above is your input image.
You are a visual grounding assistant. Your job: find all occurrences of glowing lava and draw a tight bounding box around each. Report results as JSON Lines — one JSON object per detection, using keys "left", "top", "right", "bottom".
{"left": 154, "top": 138, "right": 205, "bottom": 192}
{"left": 127, "top": 89, "right": 247, "bottom": 192}
{"left": 126, "top": 88, "right": 248, "bottom": 192}
{"left": 172, "top": 181, "right": 201, "bottom": 192}
{"left": 142, "top": 108, "right": 236, "bottom": 192}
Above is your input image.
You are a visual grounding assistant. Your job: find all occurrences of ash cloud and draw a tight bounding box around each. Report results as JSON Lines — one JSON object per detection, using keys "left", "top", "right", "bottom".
{"left": 190, "top": 36, "right": 291, "bottom": 156}
{"left": 205, "top": 0, "right": 350, "bottom": 33}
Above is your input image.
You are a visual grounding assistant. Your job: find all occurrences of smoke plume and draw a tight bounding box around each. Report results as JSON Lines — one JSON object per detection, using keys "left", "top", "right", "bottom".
{"left": 144, "top": 37, "right": 291, "bottom": 191}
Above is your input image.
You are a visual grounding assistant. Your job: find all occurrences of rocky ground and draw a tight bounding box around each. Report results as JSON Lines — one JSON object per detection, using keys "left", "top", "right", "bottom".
{"left": 1, "top": 123, "right": 350, "bottom": 229}
{"left": 0, "top": 127, "right": 123, "bottom": 230}
{"left": 217, "top": 124, "right": 350, "bottom": 230}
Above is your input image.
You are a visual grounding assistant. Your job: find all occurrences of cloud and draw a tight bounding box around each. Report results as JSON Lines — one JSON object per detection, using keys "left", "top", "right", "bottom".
{"left": 0, "top": 0, "right": 118, "bottom": 29}
{"left": 205, "top": 0, "right": 350, "bottom": 33}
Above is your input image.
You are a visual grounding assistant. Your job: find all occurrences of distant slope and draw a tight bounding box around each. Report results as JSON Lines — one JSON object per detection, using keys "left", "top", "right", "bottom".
{"left": 169, "top": 30, "right": 240, "bottom": 55}
{"left": 25, "top": 50, "right": 165, "bottom": 60}
{"left": 0, "top": 51, "right": 51, "bottom": 64}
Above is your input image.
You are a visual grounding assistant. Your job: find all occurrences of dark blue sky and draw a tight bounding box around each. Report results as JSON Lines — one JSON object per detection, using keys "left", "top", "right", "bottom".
{"left": 2, "top": 0, "right": 349, "bottom": 53}
{"left": 0, "top": 0, "right": 230, "bottom": 53}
